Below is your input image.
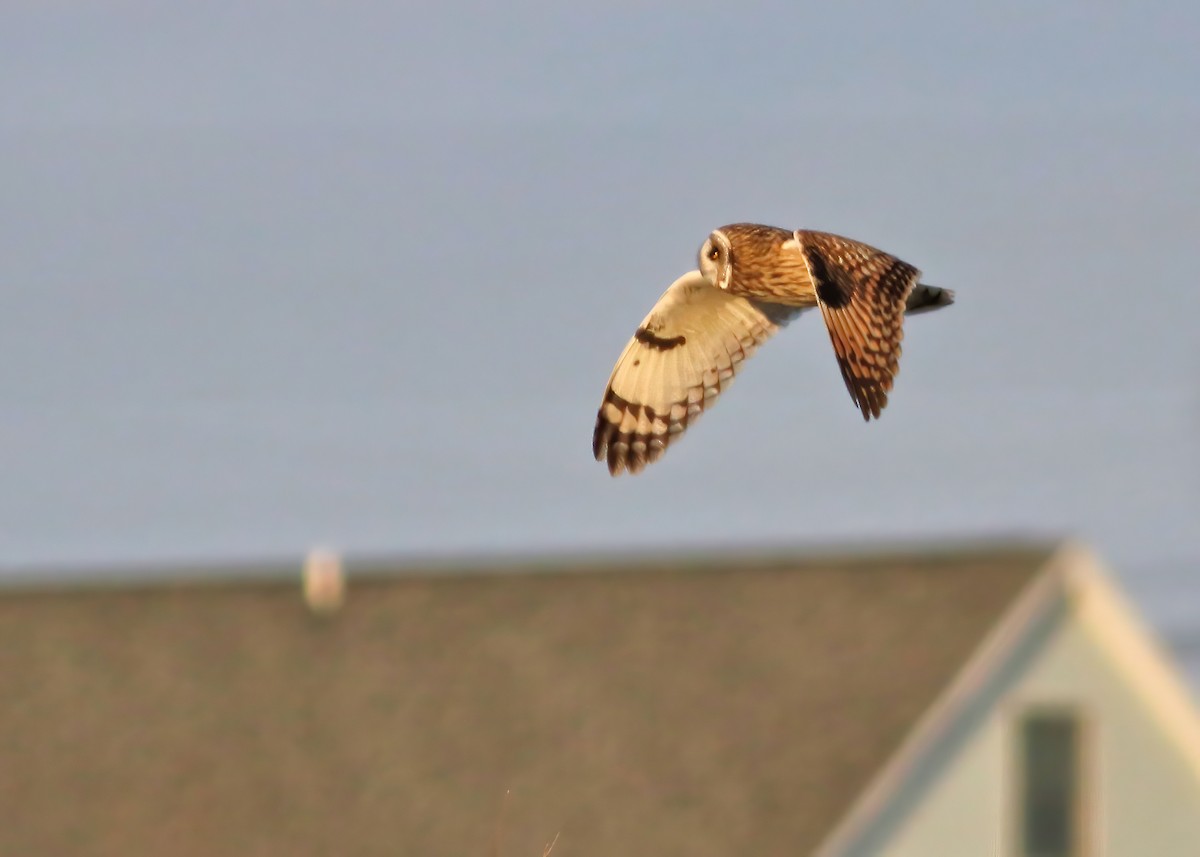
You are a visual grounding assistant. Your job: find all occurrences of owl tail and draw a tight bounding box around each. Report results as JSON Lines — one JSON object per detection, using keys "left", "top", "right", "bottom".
{"left": 905, "top": 283, "right": 955, "bottom": 315}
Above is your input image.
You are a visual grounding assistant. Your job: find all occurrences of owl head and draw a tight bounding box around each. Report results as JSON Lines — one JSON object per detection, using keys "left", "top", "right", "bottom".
{"left": 697, "top": 229, "right": 733, "bottom": 290}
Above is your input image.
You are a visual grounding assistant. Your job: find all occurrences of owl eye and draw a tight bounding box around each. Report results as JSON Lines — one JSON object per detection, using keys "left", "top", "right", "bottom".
{"left": 707, "top": 247, "right": 720, "bottom": 262}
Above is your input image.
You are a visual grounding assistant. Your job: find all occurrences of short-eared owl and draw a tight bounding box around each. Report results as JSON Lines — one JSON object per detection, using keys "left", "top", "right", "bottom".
{"left": 593, "top": 224, "right": 954, "bottom": 476}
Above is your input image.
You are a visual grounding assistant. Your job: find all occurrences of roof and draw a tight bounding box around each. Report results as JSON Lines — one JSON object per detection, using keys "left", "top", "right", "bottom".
{"left": 0, "top": 543, "right": 1055, "bottom": 856}
{"left": 817, "top": 541, "right": 1200, "bottom": 855}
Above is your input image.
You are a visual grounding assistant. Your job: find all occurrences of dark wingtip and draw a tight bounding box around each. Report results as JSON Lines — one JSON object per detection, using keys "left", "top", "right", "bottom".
{"left": 856, "top": 389, "right": 887, "bottom": 421}
{"left": 592, "top": 413, "right": 608, "bottom": 462}
{"left": 606, "top": 440, "right": 629, "bottom": 477}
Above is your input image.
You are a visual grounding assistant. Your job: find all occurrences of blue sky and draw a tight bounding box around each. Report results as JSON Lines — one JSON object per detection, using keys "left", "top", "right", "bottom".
{"left": 1, "top": 1, "right": 1197, "bottom": 640}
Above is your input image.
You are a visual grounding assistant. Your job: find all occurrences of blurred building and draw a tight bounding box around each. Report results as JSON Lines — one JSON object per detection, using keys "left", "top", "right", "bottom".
{"left": 1, "top": 541, "right": 1198, "bottom": 856}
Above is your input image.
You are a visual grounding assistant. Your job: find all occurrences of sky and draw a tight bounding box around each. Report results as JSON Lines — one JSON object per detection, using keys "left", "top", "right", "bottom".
{"left": 1, "top": 1, "right": 1197, "bottom": 646}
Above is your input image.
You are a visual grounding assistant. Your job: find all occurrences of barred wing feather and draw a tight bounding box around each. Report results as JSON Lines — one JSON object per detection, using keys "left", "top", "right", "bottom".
{"left": 592, "top": 270, "right": 797, "bottom": 476}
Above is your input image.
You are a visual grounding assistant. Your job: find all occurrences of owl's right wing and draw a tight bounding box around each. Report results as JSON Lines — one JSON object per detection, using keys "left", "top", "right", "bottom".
{"left": 593, "top": 270, "right": 798, "bottom": 476}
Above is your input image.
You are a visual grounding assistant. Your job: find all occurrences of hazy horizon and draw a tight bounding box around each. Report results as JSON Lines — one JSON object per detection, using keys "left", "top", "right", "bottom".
{"left": 2, "top": 2, "right": 1196, "bottom": 648}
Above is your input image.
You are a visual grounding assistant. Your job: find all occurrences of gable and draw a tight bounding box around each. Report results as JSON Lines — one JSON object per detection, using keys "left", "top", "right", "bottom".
{"left": 826, "top": 546, "right": 1200, "bottom": 856}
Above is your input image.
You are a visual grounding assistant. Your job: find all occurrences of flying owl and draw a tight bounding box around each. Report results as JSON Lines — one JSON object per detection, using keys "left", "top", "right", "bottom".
{"left": 593, "top": 223, "right": 954, "bottom": 476}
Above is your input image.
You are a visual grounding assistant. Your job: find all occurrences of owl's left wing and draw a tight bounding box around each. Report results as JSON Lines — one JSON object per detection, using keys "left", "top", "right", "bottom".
{"left": 799, "top": 230, "right": 922, "bottom": 421}
{"left": 593, "top": 270, "right": 797, "bottom": 476}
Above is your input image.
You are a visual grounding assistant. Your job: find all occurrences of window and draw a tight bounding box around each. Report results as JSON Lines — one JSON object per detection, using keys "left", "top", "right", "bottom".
{"left": 1015, "top": 710, "right": 1090, "bottom": 857}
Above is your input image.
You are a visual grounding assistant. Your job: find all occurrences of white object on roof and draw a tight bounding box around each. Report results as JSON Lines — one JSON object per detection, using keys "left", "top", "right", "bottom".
{"left": 302, "top": 547, "right": 345, "bottom": 615}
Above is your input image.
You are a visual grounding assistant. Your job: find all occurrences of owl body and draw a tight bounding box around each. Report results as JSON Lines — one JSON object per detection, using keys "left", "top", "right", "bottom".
{"left": 699, "top": 224, "right": 804, "bottom": 304}
{"left": 593, "top": 222, "right": 954, "bottom": 476}
{"left": 700, "top": 224, "right": 920, "bottom": 308}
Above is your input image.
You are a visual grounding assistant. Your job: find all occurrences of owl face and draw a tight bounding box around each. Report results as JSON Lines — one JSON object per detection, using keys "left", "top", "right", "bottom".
{"left": 698, "top": 230, "right": 733, "bottom": 290}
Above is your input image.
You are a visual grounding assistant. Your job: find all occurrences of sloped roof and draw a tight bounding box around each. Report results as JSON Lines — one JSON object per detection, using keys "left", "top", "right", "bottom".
{"left": 0, "top": 543, "right": 1054, "bottom": 856}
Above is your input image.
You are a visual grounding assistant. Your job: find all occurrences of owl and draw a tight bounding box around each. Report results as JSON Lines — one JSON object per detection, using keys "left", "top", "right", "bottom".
{"left": 593, "top": 223, "right": 954, "bottom": 476}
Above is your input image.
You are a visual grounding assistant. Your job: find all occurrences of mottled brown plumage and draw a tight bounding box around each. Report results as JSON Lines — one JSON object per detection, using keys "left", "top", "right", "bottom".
{"left": 593, "top": 223, "right": 953, "bottom": 475}
{"left": 797, "top": 230, "right": 924, "bottom": 420}
{"left": 717, "top": 224, "right": 809, "bottom": 300}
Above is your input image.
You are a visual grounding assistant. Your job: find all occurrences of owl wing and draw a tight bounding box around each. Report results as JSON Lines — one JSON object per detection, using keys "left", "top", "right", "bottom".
{"left": 593, "top": 270, "right": 798, "bottom": 476}
{"left": 799, "top": 231, "right": 923, "bottom": 421}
